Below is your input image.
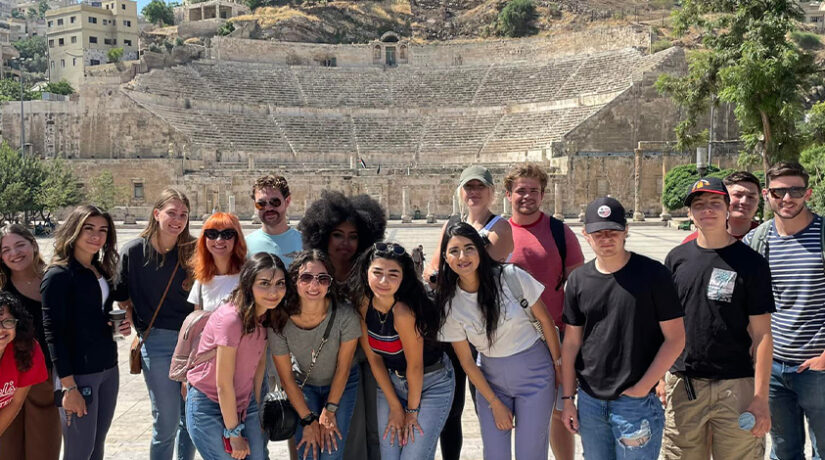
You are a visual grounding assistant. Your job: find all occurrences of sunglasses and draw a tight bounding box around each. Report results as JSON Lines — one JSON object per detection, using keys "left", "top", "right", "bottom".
{"left": 203, "top": 229, "right": 237, "bottom": 240}
{"left": 768, "top": 187, "right": 807, "bottom": 199}
{"left": 0, "top": 318, "right": 19, "bottom": 329}
{"left": 374, "top": 242, "right": 405, "bottom": 255}
{"left": 254, "top": 198, "right": 283, "bottom": 210}
{"left": 297, "top": 273, "right": 333, "bottom": 286}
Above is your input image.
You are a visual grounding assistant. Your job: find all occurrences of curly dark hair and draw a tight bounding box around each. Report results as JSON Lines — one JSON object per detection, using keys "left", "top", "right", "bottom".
{"left": 273, "top": 250, "right": 342, "bottom": 333}
{"left": 435, "top": 222, "right": 504, "bottom": 345}
{"left": 230, "top": 252, "right": 292, "bottom": 335}
{"left": 298, "top": 191, "right": 387, "bottom": 258}
{"left": 0, "top": 291, "right": 36, "bottom": 373}
{"left": 251, "top": 174, "right": 291, "bottom": 199}
{"left": 349, "top": 243, "right": 440, "bottom": 341}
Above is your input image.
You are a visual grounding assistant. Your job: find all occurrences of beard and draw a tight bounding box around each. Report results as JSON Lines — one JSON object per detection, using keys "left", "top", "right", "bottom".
{"left": 771, "top": 202, "right": 805, "bottom": 220}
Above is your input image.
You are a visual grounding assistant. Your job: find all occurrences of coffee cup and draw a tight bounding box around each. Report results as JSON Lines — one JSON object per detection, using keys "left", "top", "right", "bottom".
{"left": 109, "top": 309, "right": 127, "bottom": 335}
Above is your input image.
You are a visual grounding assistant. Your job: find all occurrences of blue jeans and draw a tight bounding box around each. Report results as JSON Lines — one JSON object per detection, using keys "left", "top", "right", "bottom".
{"left": 376, "top": 355, "right": 455, "bottom": 460}
{"left": 185, "top": 386, "right": 268, "bottom": 460}
{"left": 578, "top": 390, "right": 665, "bottom": 460}
{"left": 142, "top": 328, "right": 196, "bottom": 460}
{"left": 769, "top": 360, "right": 825, "bottom": 460}
{"left": 295, "top": 366, "right": 360, "bottom": 460}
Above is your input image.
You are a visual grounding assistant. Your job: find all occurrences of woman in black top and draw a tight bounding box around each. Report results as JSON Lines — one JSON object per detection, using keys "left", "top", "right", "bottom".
{"left": 349, "top": 243, "right": 454, "bottom": 460}
{"left": 0, "top": 223, "right": 60, "bottom": 460}
{"left": 41, "top": 205, "right": 132, "bottom": 460}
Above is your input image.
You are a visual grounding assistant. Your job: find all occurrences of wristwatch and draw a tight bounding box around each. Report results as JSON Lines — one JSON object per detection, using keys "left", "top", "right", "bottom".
{"left": 324, "top": 402, "right": 339, "bottom": 414}
{"left": 300, "top": 412, "right": 319, "bottom": 427}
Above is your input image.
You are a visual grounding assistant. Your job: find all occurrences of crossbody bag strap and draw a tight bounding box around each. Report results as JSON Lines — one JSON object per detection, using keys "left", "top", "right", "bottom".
{"left": 298, "top": 304, "right": 338, "bottom": 390}
{"left": 142, "top": 258, "right": 181, "bottom": 343}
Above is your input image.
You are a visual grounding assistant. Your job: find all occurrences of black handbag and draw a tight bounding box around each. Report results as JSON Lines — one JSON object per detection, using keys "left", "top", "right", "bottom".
{"left": 260, "top": 305, "right": 337, "bottom": 441}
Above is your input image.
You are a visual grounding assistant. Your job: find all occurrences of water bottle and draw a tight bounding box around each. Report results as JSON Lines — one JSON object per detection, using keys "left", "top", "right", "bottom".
{"left": 738, "top": 411, "right": 756, "bottom": 431}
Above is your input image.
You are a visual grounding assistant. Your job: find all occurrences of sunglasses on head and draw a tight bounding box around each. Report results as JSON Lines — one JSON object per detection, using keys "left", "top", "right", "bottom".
{"left": 768, "top": 187, "right": 807, "bottom": 199}
{"left": 374, "top": 242, "right": 405, "bottom": 255}
{"left": 203, "top": 229, "right": 238, "bottom": 240}
{"left": 254, "top": 198, "right": 283, "bottom": 210}
{"left": 297, "top": 273, "right": 333, "bottom": 286}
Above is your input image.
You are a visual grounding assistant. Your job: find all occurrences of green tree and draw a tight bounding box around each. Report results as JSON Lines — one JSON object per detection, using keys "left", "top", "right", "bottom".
{"left": 107, "top": 47, "right": 124, "bottom": 63}
{"left": 662, "top": 164, "right": 735, "bottom": 211}
{"left": 37, "top": 0, "right": 49, "bottom": 18}
{"left": 496, "top": 0, "right": 537, "bottom": 38}
{"left": 12, "top": 36, "right": 48, "bottom": 74}
{"left": 244, "top": 0, "right": 268, "bottom": 11}
{"left": 142, "top": 0, "right": 175, "bottom": 26}
{"left": 11, "top": 9, "right": 22, "bottom": 19}
{"left": 85, "top": 170, "right": 118, "bottom": 211}
{"left": 655, "top": 0, "right": 818, "bottom": 176}
{"left": 0, "top": 78, "right": 40, "bottom": 101}
{"left": 37, "top": 159, "right": 81, "bottom": 219}
{"left": 0, "top": 142, "right": 46, "bottom": 222}
{"left": 43, "top": 80, "right": 75, "bottom": 96}
{"left": 217, "top": 21, "right": 235, "bottom": 36}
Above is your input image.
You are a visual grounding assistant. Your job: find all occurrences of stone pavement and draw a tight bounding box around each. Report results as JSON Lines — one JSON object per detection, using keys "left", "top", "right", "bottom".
{"left": 34, "top": 221, "right": 792, "bottom": 459}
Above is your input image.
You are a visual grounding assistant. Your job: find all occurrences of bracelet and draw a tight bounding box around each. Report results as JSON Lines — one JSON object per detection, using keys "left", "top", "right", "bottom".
{"left": 62, "top": 385, "right": 78, "bottom": 394}
{"left": 560, "top": 394, "right": 576, "bottom": 400}
{"left": 223, "top": 423, "right": 245, "bottom": 438}
{"left": 405, "top": 406, "right": 420, "bottom": 414}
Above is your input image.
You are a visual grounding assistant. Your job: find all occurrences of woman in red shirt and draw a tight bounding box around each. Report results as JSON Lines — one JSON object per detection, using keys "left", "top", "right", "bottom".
{"left": 0, "top": 291, "right": 48, "bottom": 437}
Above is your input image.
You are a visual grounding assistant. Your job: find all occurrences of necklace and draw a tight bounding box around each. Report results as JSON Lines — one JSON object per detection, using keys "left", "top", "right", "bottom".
{"left": 372, "top": 298, "right": 397, "bottom": 327}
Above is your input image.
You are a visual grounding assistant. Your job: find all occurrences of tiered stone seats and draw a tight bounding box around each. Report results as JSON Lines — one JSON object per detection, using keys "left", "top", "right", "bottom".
{"left": 419, "top": 113, "right": 502, "bottom": 157}
{"left": 275, "top": 113, "right": 355, "bottom": 158}
{"left": 481, "top": 106, "right": 603, "bottom": 154}
{"left": 352, "top": 115, "right": 424, "bottom": 155}
{"left": 192, "top": 63, "right": 304, "bottom": 107}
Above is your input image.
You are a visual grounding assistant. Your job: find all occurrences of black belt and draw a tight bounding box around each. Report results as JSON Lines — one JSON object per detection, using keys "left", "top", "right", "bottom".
{"left": 391, "top": 360, "right": 445, "bottom": 379}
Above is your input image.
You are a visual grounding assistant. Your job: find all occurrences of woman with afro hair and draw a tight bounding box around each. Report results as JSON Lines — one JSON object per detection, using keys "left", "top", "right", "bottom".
{"left": 298, "top": 191, "right": 386, "bottom": 460}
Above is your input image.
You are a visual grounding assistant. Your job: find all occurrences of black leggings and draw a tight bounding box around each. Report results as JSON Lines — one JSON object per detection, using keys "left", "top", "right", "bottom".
{"left": 439, "top": 344, "right": 478, "bottom": 460}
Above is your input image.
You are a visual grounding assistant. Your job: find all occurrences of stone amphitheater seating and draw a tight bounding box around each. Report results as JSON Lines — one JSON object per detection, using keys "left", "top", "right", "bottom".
{"left": 126, "top": 47, "right": 672, "bottom": 162}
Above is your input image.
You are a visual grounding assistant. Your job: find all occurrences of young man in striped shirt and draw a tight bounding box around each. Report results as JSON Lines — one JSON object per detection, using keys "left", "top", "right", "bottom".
{"left": 744, "top": 161, "right": 825, "bottom": 459}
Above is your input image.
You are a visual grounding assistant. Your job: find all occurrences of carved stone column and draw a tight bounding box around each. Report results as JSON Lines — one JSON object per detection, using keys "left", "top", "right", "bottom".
{"left": 401, "top": 188, "right": 412, "bottom": 223}
{"left": 660, "top": 149, "right": 671, "bottom": 221}
{"left": 553, "top": 181, "right": 564, "bottom": 221}
{"left": 633, "top": 148, "right": 645, "bottom": 221}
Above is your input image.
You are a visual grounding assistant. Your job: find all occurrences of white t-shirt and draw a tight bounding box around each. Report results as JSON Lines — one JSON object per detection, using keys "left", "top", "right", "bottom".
{"left": 187, "top": 274, "right": 241, "bottom": 312}
{"left": 439, "top": 265, "right": 544, "bottom": 357}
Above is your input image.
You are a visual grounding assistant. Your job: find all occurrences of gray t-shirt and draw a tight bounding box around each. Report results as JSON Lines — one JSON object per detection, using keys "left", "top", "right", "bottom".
{"left": 268, "top": 301, "right": 362, "bottom": 387}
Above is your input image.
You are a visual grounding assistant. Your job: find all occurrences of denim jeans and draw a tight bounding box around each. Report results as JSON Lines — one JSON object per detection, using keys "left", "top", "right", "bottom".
{"left": 769, "top": 360, "right": 825, "bottom": 460}
{"left": 185, "top": 386, "right": 268, "bottom": 460}
{"left": 295, "top": 366, "right": 360, "bottom": 460}
{"left": 376, "top": 354, "right": 455, "bottom": 460}
{"left": 142, "top": 328, "right": 196, "bottom": 460}
{"left": 578, "top": 390, "right": 665, "bottom": 460}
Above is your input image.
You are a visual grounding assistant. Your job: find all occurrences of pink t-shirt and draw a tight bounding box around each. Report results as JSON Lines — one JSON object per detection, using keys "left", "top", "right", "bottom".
{"left": 509, "top": 213, "right": 584, "bottom": 332}
{"left": 0, "top": 339, "right": 47, "bottom": 409}
{"left": 187, "top": 303, "right": 267, "bottom": 415}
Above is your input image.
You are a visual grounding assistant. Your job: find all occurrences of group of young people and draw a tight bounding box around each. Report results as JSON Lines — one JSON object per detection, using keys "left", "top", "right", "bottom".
{"left": 0, "top": 160, "right": 822, "bottom": 460}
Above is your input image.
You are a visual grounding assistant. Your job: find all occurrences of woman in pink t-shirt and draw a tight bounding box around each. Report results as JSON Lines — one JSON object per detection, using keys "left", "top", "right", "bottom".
{"left": 185, "top": 252, "right": 292, "bottom": 460}
{"left": 0, "top": 291, "right": 48, "bottom": 437}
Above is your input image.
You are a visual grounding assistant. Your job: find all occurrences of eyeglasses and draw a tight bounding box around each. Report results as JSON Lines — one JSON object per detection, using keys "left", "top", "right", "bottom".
{"left": 0, "top": 318, "right": 19, "bottom": 329}
{"left": 374, "top": 242, "right": 405, "bottom": 255}
{"left": 297, "top": 273, "right": 333, "bottom": 286}
{"left": 768, "top": 187, "right": 807, "bottom": 199}
{"left": 203, "top": 229, "right": 237, "bottom": 241}
{"left": 254, "top": 198, "right": 283, "bottom": 210}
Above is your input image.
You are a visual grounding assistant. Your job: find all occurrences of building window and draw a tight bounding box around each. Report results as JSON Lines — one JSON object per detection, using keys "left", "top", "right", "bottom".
{"left": 124, "top": 39, "right": 132, "bottom": 46}
{"left": 124, "top": 20, "right": 131, "bottom": 26}
{"left": 89, "top": 36, "right": 97, "bottom": 43}
{"left": 73, "top": 57, "right": 77, "bottom": 66}
{"left": 104, "top": 38, "right": 116, "bottom": 45}
{"left": 61, "top": 59, "right": 65, "bottom": 68}
{"left": 88, "top": 16, "right": 97, "bottom": 24}
{"left": 90, "top": 59, "right": 100, "bottom": 66}
{"left": 47, "top": 20, "right": 52, "bottom": 27}
{"left": 50, "top": 60, "right": 54, "bottom": 69}
{"left": 322, "top": 57, "right": 336, "bottom": 67}
{"left": 122, "top": 3, "right": 126, "bottom": 9}
{"left": 71, "top": 36, "right": 76, "bottom": 43}
{"left": 57, "top": 18, "right": 63, "bottom": 25}
{"left": 70, "top": 16, "right": 75, "bottom": 23}
{"left": 58, "top": 38, "right": 64, "bottom": 45}
{"left": 133, "top": 182, "right": 144, "bottom": 200}
{"left": 48, "top": 39, "right": 54, "bottom": 47}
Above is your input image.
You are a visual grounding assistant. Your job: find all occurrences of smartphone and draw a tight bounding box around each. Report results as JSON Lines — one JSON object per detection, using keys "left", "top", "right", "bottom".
{"left": 54, "top": 386, "right": 93, "bottom": 407}
{"left": 223, "top": 436, "right": 232, "bottom": 454}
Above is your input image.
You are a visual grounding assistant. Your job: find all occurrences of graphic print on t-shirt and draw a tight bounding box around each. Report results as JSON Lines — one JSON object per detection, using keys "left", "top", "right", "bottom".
{"left": 707, "top": 268, "right": 737, "bottom": 302}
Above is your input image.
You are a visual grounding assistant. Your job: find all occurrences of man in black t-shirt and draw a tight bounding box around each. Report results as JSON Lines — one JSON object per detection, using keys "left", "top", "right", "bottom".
{"left": 662, "top": 177, "right": 775, "bottom": 460}
{"left": 560, "top": 197, "right": 686, "bottom": 459}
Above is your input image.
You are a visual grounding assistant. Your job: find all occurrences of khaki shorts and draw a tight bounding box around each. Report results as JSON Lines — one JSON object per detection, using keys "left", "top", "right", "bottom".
{"left": 661, "top": 372, "right": 765, "bottom": 460}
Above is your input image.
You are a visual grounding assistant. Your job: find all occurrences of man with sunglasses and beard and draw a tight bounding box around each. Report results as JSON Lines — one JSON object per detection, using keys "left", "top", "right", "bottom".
{"left": 246, "top": 175, "right": 303, "bottom": 266}
{"left": 744, "top": 162, "right": 825, "bottom": 460}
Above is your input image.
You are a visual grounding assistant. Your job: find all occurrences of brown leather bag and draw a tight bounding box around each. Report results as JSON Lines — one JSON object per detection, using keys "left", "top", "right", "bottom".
{"left": 129, "top": 259, "right": 181, "bottom": 375}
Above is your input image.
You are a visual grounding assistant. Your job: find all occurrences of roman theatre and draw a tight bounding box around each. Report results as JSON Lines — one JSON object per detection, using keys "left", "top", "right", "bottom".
{"left": 0, "top": 26, "right": 740, "bottom": 220}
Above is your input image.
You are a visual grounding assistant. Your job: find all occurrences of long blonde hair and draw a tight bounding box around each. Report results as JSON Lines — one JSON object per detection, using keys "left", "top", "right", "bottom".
{"left": 0, "top": 224, "right": 47, "bottom": 289}
{"left": 139, "top": 187, "right": 196, "bottom": 267}
{"left": 50, "top": 205, "right": 119, "bottom": 280}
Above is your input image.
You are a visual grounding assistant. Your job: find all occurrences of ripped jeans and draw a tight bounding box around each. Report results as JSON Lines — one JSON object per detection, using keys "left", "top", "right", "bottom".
{"left": 577, "top": 389, "right": 664, "bottom": 460}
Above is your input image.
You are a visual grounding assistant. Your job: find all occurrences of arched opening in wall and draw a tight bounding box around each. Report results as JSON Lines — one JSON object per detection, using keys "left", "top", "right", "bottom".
{"left": 380, "top": 31, "right": 400, "bottom": 43}
{"left": 385, "top": 47, "right": 396, "bottom": 66}
{"left": 373, "top": 45, "right": 382, "bottom": 64}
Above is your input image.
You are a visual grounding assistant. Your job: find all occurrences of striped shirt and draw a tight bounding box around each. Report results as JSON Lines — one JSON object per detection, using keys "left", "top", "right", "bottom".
{"left": 745, "top": 215, "right": 825, "bottom": 364}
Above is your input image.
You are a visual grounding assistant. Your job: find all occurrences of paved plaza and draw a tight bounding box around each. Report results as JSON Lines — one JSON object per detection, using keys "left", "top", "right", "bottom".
{"left": 33, "top": 220, "right": 795, "bottom": 459}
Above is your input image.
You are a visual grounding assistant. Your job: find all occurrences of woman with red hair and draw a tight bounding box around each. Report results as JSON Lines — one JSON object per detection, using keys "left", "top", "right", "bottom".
{"left": 188, "top": 213, "right": 247, "bottom": 312}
